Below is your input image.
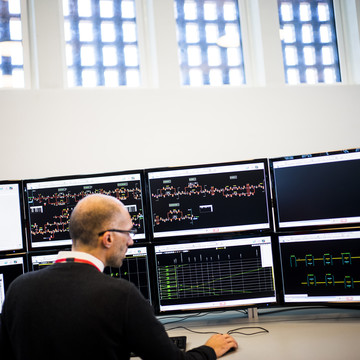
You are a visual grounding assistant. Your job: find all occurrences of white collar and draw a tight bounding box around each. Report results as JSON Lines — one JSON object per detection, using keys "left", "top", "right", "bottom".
{"left": 56, "top": 251, "right": 105, "bottom": 272}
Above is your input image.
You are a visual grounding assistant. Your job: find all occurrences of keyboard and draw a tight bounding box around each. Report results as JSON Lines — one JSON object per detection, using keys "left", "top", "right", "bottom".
{"left": 170, "top": 335, "right": 187, "bottom": 351}
{"left": 130, "top": 335, "right": 187, "bottom": 357}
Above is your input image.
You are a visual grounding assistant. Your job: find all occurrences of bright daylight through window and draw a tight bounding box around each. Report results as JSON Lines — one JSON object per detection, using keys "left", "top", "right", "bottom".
{"left": 174, "top": 0, "right": 245, "bottom": 86}
{"left": 278, "top": 0, "right": 341, "bottom": 84}
{"left": 63, "top": 0, "right": 141, "bottom": 87}
{"left": 0, "top": 0, "right": 24, "bottom": 88}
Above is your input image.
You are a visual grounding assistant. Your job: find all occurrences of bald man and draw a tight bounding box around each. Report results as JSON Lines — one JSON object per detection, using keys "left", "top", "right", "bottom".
{"left": 0, "top": 194, "right": 237, "bottom": 360}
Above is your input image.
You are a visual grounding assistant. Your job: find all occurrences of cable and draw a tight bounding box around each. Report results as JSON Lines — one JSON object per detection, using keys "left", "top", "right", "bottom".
{"left": 227, "top": 326, "right": 269, "bottom": 336}
{"left": 166, "top": 325, "right": 220, "bottom": 335}
{"left": 166, "top": 325, "right": 269, "bottom": 336}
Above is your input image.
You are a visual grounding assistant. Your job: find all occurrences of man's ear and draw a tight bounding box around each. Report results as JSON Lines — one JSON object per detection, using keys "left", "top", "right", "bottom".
{"left": 100, "top": 232, "right": 113, "bottom": 249}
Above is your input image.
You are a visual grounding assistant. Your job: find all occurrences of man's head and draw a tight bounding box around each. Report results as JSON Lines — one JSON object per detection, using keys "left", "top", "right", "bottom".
{"left": 69, "top": 194, "right": 134, "bottom": 267}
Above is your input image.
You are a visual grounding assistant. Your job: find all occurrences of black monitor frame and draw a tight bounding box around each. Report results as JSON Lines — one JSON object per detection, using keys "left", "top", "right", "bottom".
{"left": 151, "top": 234, "right": 279, "bottom": 315}
{"left": 0, "top": 180, "right": 27, "bottom": 254}
{"left": 269, "top": 148, "right": 360, "bottom": 233}
{"left": 23, "top": 170, "right": 149, "bottom": 251}
{"left": 277, "top": 229, "right": 360, "bottom": 307}
{"left": 145, "top": 159, "right": 274, "bottom": 243}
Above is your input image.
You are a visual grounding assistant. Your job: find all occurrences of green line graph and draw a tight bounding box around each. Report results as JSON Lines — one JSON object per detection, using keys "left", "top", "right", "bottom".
{"left": 158, "top": 258, "right": 274, "bottom": 300}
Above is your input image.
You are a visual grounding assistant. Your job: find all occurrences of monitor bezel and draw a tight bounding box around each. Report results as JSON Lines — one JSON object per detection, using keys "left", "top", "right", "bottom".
{"left": 269, "top": 148, "right": 360, "bottom": 233}
{"left": 23, "top": 169, "right": 149, "bottom": 251}
{"left": 151, "top": 233, "right": 280, "bottom": 315}
{"left": 0, "top": 180, "right": 27, "bottom": 254}
{"left": 145, "top": 158, "right": 274, "bottom": 244}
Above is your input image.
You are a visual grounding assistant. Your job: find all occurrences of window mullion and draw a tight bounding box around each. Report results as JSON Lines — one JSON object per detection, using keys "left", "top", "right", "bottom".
{"left": 134, "top": 0, "right": 155, "bottom": 87}
{"left": 31, "top": 0, "right": 67, "bottom": 89}
{"left": 256, "top": 0, "right": 285, "bottom": 85}
{"left": 150, "top": 0, "right": 181, "bottom": 88}
{"left": 333, "top": 0, "right": 360, "bottom": 84}
{"left": 241, "top": 0, "right": 285, "bottom": 86}
{"left": 22, "top": 0, "right": 37, "bottom": 88}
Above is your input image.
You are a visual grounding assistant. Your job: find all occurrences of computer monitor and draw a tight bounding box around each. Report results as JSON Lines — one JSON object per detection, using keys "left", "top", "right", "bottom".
{"left": 28, "top": 250, "right": 59, "bottom": 271}
{"left": 270, "top": 148, "right": 360, "bottom": 232}
{"left": 0, "top": 254, "right": 27, "bottom": 312}
{"left": 104, "top": 245, "right": 152, "bottom": 303}
{"left": 278, "top": 230, "right": 360, "bottom": 304}
{"left": 24, "top": 171, "right": 147, "bottom": 250}
{"left": 153, "top": 236, "right": 277, "bottom": 313}
{"left": 146, "top": 160, "right": 272, "bottom": 240}
{"left": 0, "top": 181, "right": 26, "bottom": 253}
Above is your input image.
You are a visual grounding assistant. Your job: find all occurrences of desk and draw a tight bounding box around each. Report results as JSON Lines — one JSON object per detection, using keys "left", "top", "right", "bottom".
{"left": 156, "top": 307, "right": 360, "bottom": 360}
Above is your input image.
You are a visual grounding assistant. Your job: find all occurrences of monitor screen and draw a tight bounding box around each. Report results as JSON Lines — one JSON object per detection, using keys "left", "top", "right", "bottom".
{"left": 104, "top": 246, "right": 152, "bottom": 303}
{"left": 278, "top": 230, "right": 360, "bottom": 304}
{"left": 146, "top": 160, "right": 272, "bottom": 240}
{"left": 153, "top": 236, "right": 277, "bottom": 313}
{"left": 24, "top": 171, "right": 147, "bottom": 250}
{"left": 28, "top": 251, "right": 59, "bottom": 271}
{"left": 0, "top": 255, "right": 26, "bottom": 312}
{"left": 270, "top": 149, "right": 360, "bottom": 231}
{"left": 0, "top": 181, "right": 26, "bottom": 253}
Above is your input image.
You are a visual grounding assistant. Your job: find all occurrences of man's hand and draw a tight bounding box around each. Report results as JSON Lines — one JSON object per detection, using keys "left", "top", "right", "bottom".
{"left": 205, "top": 333, "right": 238, "bottom": 358}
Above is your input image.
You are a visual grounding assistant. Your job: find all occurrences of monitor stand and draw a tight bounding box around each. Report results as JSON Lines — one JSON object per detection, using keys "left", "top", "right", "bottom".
{"left": 247, "top": 307, "right": 258, "bottom": 320}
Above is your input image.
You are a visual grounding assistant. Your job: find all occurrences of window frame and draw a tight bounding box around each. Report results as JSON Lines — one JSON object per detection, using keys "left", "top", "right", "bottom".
{"left": 0, "top": 0, "right": 31, "bottom": 88}
{"left": 2, "top": 0, "right": 359, "bottom": 89}
{"left": 277, "top": 0, "right": 342, "bottom": 85}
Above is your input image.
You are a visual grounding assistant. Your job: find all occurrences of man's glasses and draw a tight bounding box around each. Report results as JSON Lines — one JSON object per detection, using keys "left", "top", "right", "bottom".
{"left": 98, "top": 228, "right": 137, "bottom": 239}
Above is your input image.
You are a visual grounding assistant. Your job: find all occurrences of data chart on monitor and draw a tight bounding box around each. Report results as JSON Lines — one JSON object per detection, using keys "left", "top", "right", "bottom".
{"left": 24, "top": 172, "right": 146, "bottom": 249}
{"left": 104, "top": 246, "right": 151, "bottom": 303}
{"left": 154, "top": 237, "right": 276, "bottom": 313}
{"left": 147, "top": 161, "right": 272, "bottom": 239}
{"left": 279, "top": 231, "right": 360, "bottom": 304}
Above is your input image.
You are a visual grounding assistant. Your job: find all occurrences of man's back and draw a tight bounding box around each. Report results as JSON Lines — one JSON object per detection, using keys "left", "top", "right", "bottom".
{"left": 2, "top": 261, "right": 210, "bottom": 360}
{"left": 1, "top": 193, "right": 236, "bottom": 359}
{"left": 2, "top": 262, "right": 137, "bottom": 359}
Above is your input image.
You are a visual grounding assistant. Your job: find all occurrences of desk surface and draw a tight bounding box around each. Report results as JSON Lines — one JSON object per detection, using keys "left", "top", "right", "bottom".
{"left": 157, "top": 307, "right": 360, "bottom": 360}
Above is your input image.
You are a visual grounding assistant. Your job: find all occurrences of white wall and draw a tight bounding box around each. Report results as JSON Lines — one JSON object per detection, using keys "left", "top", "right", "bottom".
{"left": 1, "top": 83, "right": 359, "bottom": 180}
{"left": 1, "top": 0, "right": 359, "bottom": 180}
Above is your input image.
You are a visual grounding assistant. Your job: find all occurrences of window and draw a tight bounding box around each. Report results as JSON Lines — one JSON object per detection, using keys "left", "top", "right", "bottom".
{"left": 174, "top": 0, "right": 245, "bottom": 86}
{"left": 278, "top": 0, "right": 341, "bottom": 84}
{"left": 63, "top": 0, "right": 141, "bottom": 87}
{"left": 0, "top": 0, "right": 24, "bottom": 88}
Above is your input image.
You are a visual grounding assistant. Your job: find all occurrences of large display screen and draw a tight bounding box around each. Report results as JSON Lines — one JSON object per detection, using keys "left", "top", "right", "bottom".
{"left": 279, "top": 230, "right": 360, "bottom": 304}
{"left": 24, "top": 171, "right": 147, "bottom": 250}
{"left": 154, "top": 236, "right": 277, "bottom": 313}
{"left": 270, "top": 149, "right": 360, "bottom": 231}
{"left": 0, "top": 255, "right": 26, "bottom": 312}
{"left": 147, "top": 160, "right": 272, "bottom": 240}
{"left": 0, "top": 181, "right": 26, "bottom": 253}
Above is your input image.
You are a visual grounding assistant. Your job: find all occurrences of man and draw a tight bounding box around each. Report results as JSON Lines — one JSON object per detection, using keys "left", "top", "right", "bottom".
{"left": 0, "top": 194, "right": 238, "bottom": 359}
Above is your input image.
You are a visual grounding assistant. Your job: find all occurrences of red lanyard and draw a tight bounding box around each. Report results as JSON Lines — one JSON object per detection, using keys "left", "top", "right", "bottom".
{"left": 55, "top": 258, "right": 101, "bottom": 272}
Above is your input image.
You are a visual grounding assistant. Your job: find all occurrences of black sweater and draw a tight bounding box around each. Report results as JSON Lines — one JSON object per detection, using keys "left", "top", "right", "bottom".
{"left": 0, "top": 262, "right": 216, "bottom": 360}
